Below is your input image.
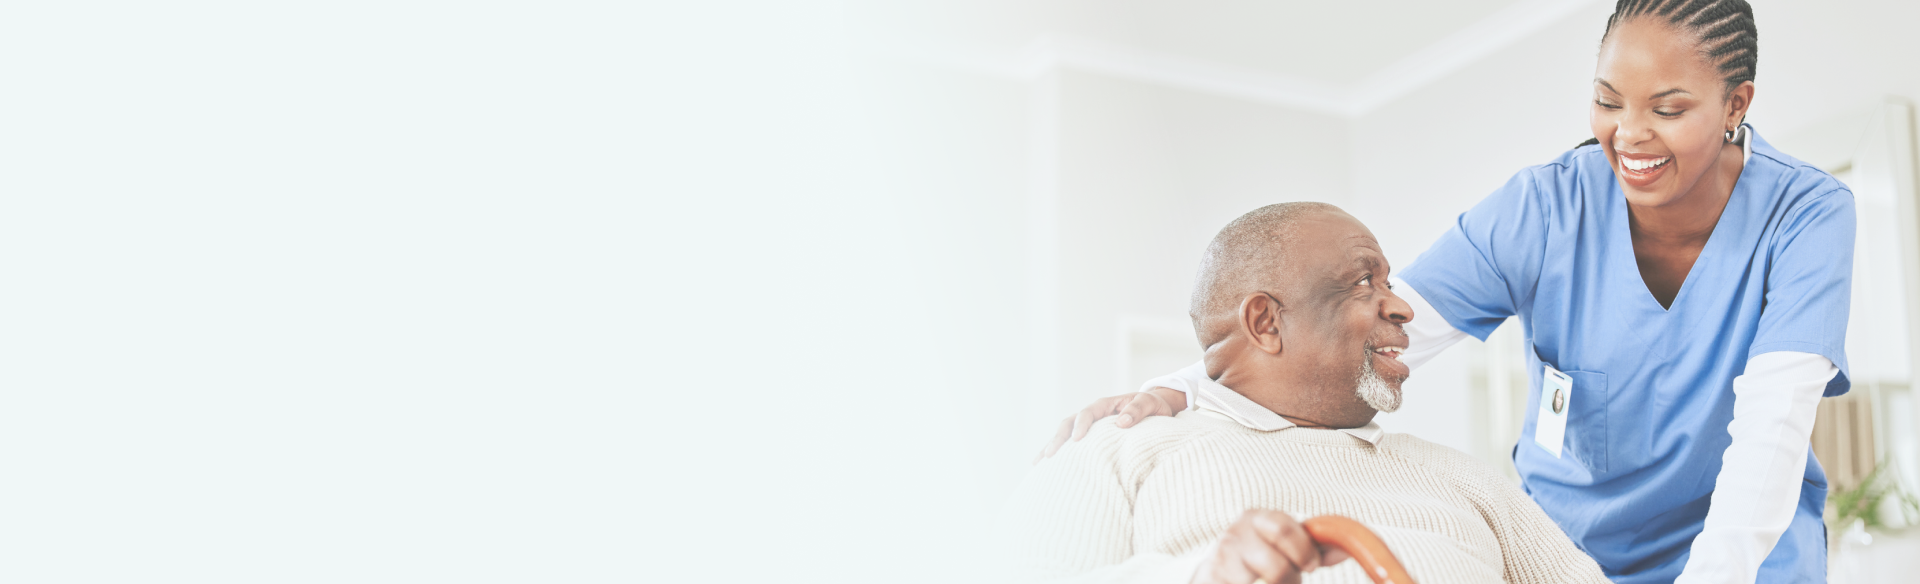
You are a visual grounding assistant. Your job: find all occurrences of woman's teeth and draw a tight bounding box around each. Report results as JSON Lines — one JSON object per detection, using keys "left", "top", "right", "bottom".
{"left": 1622, "top": 156, "right": 1671, "bottom": 172}
{"left": 1372, "top": 346, "right": 1406, "bottom": 361}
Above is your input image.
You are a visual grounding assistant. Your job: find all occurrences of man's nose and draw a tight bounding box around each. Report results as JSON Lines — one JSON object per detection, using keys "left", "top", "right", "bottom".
{"left": 1380, "top": 289, "right": 1413, "bottom": 324}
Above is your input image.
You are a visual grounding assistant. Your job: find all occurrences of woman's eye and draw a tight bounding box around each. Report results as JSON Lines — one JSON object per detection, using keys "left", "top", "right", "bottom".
{"left": 1594, "top": 100, "right": 1621, "bottom": 109}
{"left": 1358, "top": 275, "right": 1373, "bottom": 287}
{"left": 1655, "top": 109, "right": 1683, "bottom": 117}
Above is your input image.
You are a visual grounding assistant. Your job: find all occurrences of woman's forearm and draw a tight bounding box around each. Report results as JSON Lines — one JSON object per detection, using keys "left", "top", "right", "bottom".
{"left": 1675, "top": 351, "right": 1833, "bottom": 584}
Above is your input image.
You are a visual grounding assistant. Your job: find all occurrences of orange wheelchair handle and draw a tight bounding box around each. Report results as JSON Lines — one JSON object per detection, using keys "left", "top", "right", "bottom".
{"left": 1301, "top": 515, "right": 1416, "bottom": 584}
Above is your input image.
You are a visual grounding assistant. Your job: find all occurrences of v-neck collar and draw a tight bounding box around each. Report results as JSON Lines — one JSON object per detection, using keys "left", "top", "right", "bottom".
{"left": 1612, "top": 124, "right": 1756, "bottom": 314}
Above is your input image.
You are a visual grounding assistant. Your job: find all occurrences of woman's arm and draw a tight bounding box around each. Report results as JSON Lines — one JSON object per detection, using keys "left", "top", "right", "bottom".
{"left": 1678, "top": 186, "right": 1854, "bottom": 582}
{"left": 1037, "top": 278, "right": 1471, "bottom": 460}
{"left": 1673, "top": 351, "right": 1833, "bottom": 584}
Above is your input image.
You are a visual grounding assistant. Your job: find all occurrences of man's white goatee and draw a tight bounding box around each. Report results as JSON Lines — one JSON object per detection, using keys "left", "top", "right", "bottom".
{"left": 1356, "top": 349, "right": 1402, "bottom": 412}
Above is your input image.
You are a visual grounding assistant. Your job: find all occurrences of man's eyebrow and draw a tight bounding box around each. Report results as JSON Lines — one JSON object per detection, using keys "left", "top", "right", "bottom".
{"left": 1339, "top": 255, "right": 1382, "bottom": 278}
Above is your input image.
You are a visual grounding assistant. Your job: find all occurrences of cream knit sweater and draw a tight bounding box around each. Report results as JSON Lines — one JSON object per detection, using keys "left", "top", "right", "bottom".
{"left": 1001, "top": 410, "right": 1611, "bottom": 584}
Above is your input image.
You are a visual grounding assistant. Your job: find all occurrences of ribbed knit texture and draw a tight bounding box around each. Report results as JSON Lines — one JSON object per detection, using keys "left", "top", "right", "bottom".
{"left": 1001, "top": 411, "right": 1612, "bottom": 584}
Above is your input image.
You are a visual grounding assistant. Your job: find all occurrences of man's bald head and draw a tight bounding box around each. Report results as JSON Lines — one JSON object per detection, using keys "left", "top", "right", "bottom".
{"left": 1189, "top": 202, "right": 1344, "bottom": 347}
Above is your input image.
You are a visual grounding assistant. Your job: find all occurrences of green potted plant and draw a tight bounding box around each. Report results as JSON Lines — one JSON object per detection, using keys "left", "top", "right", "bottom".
{"left": 1827, "top": 460, "right": 1920, "bottom": 544}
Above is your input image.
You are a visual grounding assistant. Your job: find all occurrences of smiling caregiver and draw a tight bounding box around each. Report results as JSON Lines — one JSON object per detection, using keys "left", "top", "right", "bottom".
{"left": 1042, "top": 2, "right": 1855, "bottom": 583}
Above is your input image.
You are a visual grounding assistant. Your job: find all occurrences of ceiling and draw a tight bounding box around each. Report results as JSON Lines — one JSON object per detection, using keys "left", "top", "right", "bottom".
{"left": 856, "top": 0, "right": 1605, "bottom": 115}
{"left": 991, "top": 0, "right": 1520, "bottom": 85}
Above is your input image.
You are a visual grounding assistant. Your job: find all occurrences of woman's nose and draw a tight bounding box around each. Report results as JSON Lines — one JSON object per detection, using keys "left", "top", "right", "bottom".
{"left": 1615, "top": 116, "right": 1654, "bottom": 146}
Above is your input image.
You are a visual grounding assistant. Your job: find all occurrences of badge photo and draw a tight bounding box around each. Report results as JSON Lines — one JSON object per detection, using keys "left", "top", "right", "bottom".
{"left": 1534, "top": 366, "right": 1574, "bottom": 458}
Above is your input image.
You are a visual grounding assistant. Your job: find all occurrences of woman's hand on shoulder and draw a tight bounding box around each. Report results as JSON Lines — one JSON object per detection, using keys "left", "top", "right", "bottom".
{"left": 1033, "top": 387, "right": 1187, "bottom": 463}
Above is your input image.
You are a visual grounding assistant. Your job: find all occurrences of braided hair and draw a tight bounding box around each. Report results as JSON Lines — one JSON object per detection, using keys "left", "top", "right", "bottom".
{"left": 1575, "top": 0, "right": 1758, "bottom": 149}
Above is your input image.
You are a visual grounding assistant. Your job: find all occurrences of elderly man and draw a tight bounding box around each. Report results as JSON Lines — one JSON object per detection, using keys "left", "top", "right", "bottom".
{"left": 1002, "top": 203, "right": 1607, "bottom": 584}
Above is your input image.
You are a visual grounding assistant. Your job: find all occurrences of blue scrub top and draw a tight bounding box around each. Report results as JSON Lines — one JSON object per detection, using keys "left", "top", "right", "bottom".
{"left": 1401, "top": 126, "right": 1854, "bottom": 584}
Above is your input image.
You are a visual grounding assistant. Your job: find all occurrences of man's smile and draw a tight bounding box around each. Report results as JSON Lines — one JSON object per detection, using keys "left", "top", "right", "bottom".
{"left": 1367, "top": 334, "right": 1412, "bottom": 381}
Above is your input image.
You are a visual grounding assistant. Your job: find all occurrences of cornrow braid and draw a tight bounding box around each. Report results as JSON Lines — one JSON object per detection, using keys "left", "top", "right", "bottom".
{"left": 1574, "top": 0, "right": 1759, "bottom": 151}
{"left": 1608, "top": 0, "right": 1758, "bottom": 94}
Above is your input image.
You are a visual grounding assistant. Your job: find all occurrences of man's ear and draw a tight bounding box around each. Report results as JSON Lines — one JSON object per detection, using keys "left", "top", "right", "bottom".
{"left": 1237, "top": 293, "right": 1284, "bottom": 355}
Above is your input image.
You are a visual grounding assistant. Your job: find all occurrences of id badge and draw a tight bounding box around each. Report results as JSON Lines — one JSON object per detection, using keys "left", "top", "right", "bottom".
{"left": 1534, "top": 366, "right": 1573, "bottom": 458}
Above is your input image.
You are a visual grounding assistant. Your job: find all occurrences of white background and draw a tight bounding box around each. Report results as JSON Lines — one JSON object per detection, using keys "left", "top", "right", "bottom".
{"left": 4, "top": 1, "right": 1919, "bottom": 582}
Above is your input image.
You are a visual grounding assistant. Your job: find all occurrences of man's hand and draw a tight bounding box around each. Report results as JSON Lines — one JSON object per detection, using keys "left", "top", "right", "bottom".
{"left": 1034, "top": 388, "right": 1187, "bottom": 462}
{"left": 1194, "top": 510, "right": 1348, "bottom": 584}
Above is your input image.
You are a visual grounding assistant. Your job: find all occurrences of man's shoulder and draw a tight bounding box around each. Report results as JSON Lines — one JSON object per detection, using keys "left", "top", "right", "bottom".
{"left": 1376, "top": 432, "right": 1513, "bottom": 487}
{"left": 1078, "top": 411, "right": 1223, "bottom": 447}
{"left": 1376, "top": 431, "right": 1461, "bottom": 455}
{"left": 1053, "top": 412, "right": 1227, "bottom": 466}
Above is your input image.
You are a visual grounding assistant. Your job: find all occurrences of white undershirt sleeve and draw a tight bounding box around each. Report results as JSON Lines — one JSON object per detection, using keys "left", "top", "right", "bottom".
{"left": 1137, "top": 360, "right": 1209, "bottom": 412}
{"left": 1137, "top": 278, "right": 1470, "bottom": 411}
{"left": 1674, "top": 351, "right": 1835, "bottom": 584}
{"left": 1392, "top": 277, "right": 1473, "bottom": 371}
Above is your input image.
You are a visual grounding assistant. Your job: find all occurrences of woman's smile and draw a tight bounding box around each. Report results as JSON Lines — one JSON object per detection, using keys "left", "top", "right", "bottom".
{"left": 1617, "top": 151, "right": 1673, "bottom": 188}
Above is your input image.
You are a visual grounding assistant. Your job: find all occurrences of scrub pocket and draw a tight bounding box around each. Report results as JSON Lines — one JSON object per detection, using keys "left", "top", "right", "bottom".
{"left": 1562, "top": 371, "right": 1609, "bottom": 475}
{"left": 1528, "top": 344, "right": 1610, "bottom": 475}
